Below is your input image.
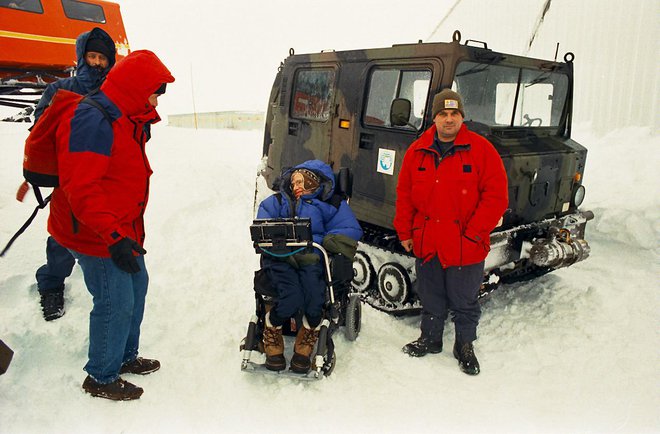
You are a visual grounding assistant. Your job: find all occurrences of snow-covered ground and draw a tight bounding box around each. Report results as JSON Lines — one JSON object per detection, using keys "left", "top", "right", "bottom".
{"left": 0, "top": 121, "right": 658, "bottom": 433}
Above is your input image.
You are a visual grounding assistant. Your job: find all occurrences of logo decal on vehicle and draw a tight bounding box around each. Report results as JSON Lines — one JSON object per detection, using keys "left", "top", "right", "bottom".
{"left": 377, "top": 149, "right": 395, "bottom": 176}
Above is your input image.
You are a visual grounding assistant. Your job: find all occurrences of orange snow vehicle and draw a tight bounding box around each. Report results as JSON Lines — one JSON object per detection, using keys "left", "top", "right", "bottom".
{"left": 0, "top": 0, "right": 129, "bottom": 115}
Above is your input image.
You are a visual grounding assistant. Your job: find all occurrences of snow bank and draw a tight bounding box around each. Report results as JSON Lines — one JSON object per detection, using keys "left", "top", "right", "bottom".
{"left": 0, "top": 123, "right": 658, "bottom": 433}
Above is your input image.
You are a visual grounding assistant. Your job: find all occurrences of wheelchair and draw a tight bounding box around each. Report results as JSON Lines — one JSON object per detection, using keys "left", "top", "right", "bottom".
{"left": 240, "top": 217, "right": 362, "bottom": 380}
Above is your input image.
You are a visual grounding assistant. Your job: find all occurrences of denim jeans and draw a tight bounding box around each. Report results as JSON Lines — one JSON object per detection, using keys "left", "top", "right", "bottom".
{"left": 36, "top": 236, "right": 76, "bottom": 293}
{"left": 69, "top": 249, "right": 148, "bottom": 384}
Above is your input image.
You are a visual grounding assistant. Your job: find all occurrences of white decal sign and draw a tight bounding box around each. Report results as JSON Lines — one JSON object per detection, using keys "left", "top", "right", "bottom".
{"left": 377, "top": 148, "right": 395, "bottom": 176}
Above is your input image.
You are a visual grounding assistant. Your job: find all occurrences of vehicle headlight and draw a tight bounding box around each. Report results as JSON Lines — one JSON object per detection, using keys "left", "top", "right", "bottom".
{"left": 572, "top": 184, "right": 586, "bottom": 207}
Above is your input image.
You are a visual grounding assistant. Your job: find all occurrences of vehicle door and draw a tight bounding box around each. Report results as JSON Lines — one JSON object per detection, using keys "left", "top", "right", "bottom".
{"left": 349, "top": 62, "right": 438, "bottom": 229}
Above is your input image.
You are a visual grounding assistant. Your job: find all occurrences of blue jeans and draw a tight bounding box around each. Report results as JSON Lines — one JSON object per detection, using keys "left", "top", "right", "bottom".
{"left": 36, "top": 236, "right": 76, "bottom": 293}
{"left": 69, "top": 250, "right": 148, "bottom": 384}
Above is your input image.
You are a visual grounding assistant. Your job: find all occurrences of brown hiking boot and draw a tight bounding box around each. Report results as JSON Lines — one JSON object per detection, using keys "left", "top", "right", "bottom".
{"left": 82, "top": 375, "right": 143, "bottom": 401}
{"left": 120, "top": 357, "right": 160, "bottom": 375}
{"left": 263, "top": 312, "right": 285, "bottom": 371}
{"left": 290, "top": 317, "right": 320, "bottom": 374}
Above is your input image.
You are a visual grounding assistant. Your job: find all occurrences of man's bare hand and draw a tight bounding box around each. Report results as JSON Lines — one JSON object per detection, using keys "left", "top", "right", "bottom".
{"left": 400, "top": 239, "right": 413, "bottom": 252}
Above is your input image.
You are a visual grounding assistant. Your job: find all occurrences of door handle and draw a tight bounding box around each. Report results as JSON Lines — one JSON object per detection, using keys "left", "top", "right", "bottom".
{"left": 288, "top": 121, "right": 299, "bottom": 136}
{"left": 359, "top": 133, "right": 374, "bottom": 150}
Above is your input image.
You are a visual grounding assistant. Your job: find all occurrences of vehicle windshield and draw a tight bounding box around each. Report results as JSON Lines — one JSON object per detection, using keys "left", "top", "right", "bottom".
{"left": 453, "top": 61, "right": 569, "bottom": 128}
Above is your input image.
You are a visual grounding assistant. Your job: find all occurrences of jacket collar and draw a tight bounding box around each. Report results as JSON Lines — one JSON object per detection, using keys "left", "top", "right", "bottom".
{"left": 415, "top": 124, "right": 471, "bottom": 156}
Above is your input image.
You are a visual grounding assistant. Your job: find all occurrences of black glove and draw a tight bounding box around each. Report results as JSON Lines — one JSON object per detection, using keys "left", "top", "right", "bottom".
{"left": 108, "top": 237, "right": 147, "bottom": 274}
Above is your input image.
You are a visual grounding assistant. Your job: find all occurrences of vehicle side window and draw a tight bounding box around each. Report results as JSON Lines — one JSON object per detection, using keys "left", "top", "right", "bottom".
{"left": 61, "top": 0, "right": 105, "bottom": 23}
{"left": 291, "top": 69, "right": 336, "bottom": 122}
{"left": 364, "top": 68, "right": 431, "bottom": 130}
{"left": 0, "top": 0, "right": 43, "bottom": 13}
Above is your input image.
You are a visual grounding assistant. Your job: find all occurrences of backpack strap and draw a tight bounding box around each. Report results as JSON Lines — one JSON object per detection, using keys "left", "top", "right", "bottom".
{"left": 0, "top": 196, "right": 50, "bottom": 257}
{"left": 80, "top": 95, "right": 112, "bottom": 125}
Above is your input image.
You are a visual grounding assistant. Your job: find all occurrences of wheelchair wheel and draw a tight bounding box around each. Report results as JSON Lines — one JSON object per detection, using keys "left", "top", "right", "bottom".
{"left": 352, "top": 250, "right": 375, "bottom": 292}
{"left": 344, "top": 293, "right": 361, "bottom": 341}
{"left": 377, "top": 262, "right": 411, "bottom": 305}
{"left": 322, "top": 351, "right": 336, "bottom": 377}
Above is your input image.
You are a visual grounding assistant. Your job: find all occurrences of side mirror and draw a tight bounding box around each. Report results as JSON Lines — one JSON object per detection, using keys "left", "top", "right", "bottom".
{"left": 390, "top": 98, "right": 412, "bottom": 127}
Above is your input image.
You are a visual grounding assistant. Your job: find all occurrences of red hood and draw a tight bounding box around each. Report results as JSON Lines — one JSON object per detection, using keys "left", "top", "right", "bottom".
{"left": 101, "top": 50, "right": 175, "bottom": 117}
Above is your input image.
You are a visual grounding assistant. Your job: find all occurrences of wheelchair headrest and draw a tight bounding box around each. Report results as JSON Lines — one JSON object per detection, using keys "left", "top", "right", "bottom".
{"left": 334, "top": 167, "right": 352, "bottom": 199}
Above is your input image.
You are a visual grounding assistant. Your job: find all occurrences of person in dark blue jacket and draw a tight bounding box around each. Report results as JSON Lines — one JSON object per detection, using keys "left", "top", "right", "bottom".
{"left": 33, "top": 27, "right": 116, "bottom": 321}
{"left": 33, "top": 28, "right": 116, "bottom": 122}
{"left": 256, "top": 160, "right": 363, "bottom": 373}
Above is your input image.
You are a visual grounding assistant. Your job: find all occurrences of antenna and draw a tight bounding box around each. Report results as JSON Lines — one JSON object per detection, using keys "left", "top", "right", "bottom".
{"left": 425, "top": 0, "right": 462, "bottom": 42}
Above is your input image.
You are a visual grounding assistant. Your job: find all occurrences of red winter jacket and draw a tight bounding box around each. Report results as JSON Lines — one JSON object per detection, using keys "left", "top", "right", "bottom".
{"left": 48, "top": 50, "right": 174, "bottom": 257}
{"left": 393, "top": 124, "right": 508, "bottom": 266}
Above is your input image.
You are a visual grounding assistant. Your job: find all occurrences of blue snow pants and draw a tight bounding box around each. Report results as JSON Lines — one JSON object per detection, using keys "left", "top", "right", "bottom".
{"left": 415, "top": 257, "right": 484, "bottom": 343}
{"left": 262, "top": 256, "right": 325, "bottom": 327}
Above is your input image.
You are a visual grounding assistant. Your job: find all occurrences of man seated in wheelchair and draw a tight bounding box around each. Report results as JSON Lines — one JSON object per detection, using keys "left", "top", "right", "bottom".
{"left": 256, "top": 160, "right": 363, "bottom": 373}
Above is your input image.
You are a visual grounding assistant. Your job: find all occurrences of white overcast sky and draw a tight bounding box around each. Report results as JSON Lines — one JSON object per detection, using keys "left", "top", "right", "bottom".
{"left": 114, "top": 0, "right": 448, "bottom": 115}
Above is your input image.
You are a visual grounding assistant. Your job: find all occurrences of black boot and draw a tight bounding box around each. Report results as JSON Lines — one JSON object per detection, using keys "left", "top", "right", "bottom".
{"left": 453, "top": 340, "right": 480, "bottom": 375}
{"left": 39, "top": 285, "right": 65, "bottom": 321}
{"left": 402, "top": 336, "right": 442, "bottom": 357}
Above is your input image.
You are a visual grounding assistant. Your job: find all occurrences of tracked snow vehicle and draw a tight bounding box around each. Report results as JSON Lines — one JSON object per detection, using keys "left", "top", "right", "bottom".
{"left": 257, "top": 31, "right": 593, "bottom": 314}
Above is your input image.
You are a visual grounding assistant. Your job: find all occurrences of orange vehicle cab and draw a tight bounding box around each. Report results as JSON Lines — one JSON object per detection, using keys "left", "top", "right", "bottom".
{"left": 0, "top": 0, "right": 129, "bottom": 110}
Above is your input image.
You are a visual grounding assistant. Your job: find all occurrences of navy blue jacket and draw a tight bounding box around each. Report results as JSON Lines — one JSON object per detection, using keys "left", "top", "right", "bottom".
{"left": 257, "top": 160, "right": 363, "bottom": 245}
{"left": 34, "top": 28, "right": 116, "bottom": 123}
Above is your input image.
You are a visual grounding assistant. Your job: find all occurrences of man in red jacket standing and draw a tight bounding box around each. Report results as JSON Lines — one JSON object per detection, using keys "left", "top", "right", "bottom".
{"left": 48, "top": 50, "right": 174, "bottom": 399}
{"left": 394, "top": 89, "right": 508, "bottom": 375}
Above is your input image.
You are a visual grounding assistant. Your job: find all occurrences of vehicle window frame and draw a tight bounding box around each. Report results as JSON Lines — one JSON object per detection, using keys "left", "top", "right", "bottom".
{"left": 0, "top": 0, "right": 43, "bottom": 13}
{"left": 289, "top": 67, "right": 337, "bottom": 123}
{"left": 453, "top": 60, "right": 569, "bottom": 130}
{"left": 362, "top": 66, "right": 432, "bottom": 131}
{"left": 61, "top": 0, "right": 106, "bottom": 23}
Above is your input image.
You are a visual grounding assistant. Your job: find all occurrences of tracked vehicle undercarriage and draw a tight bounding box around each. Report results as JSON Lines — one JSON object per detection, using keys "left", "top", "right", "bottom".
{"left": 352, "top": 211, "right": 593, "bottom": 314}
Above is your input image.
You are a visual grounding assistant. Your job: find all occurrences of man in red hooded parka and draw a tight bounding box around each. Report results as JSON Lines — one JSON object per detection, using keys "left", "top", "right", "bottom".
{"left": 47, "top": 50, "right": 174, "bottom": 400}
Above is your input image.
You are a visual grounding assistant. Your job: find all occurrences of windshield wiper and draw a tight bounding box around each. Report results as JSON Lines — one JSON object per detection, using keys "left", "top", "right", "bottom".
{"left": 525, "top": 71, "right": 552, "bottom": 87}
{"left": 455, "top": 63, "right": 490, "bottom": 77}
{"left": 456, "top": 55, "right": 505, "bottom": 78}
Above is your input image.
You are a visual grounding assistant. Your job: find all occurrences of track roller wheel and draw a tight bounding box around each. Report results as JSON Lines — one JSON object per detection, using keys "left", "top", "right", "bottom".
{"left": 377, "top": 262, "right": 411, "bottom": 305}
{"left": 352, "top": 250, "right": 375, "bottom": 292}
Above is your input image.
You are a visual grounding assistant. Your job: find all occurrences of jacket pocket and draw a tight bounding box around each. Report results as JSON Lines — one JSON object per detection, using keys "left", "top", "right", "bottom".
{"left": 461, "top": 234, "right": 489, "bottom": 265}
